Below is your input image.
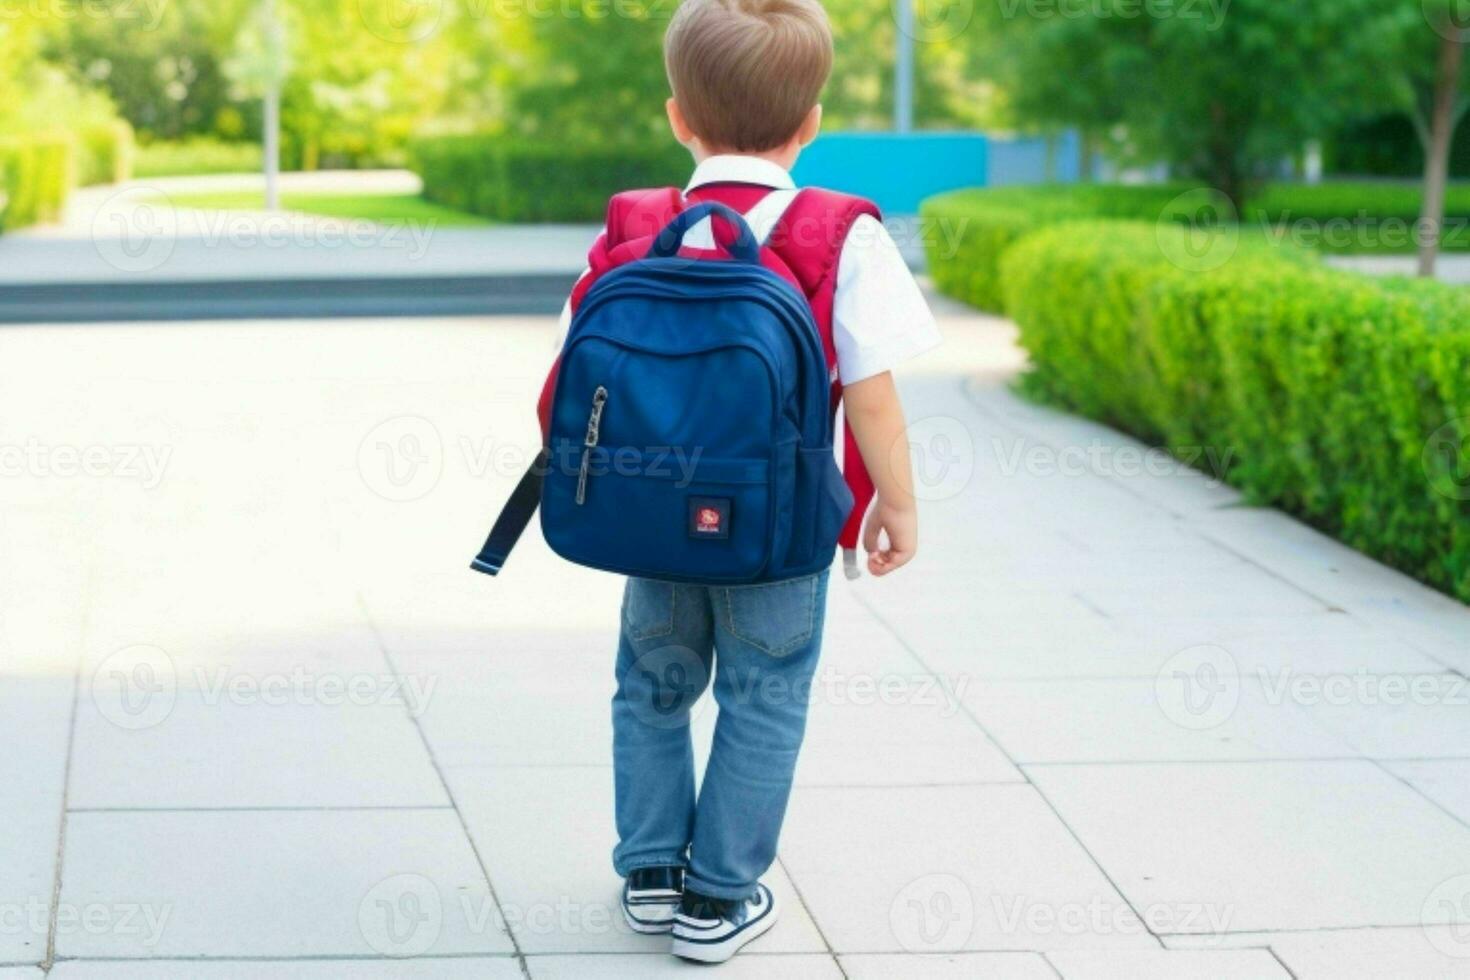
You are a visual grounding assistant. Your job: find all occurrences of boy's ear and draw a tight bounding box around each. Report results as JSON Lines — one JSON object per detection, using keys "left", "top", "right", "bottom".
{"left": 797, "top": 104, "right": 822, "bottom": 148}
{"left": 666, "top": 98, "right": 697, "bottom": 147}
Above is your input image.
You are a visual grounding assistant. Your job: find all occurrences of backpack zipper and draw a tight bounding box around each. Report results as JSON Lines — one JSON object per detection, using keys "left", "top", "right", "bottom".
{"left": 575, "top": 385, "right": 608, "bottom": 505}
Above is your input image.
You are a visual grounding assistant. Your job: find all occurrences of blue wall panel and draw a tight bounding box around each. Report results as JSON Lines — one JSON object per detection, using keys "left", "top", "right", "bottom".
{"left": 790, "top": 131, "right": 1081, "bottom": 213}
{"left": 790, "top": 133, "right": 988, "bottom": 214}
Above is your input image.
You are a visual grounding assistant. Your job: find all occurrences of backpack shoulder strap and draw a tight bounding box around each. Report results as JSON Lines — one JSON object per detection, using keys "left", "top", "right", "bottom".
{"left": 605, "top": 187, "right": 685, "bottom": 250}
{"left": 768, "top": 188, "right": 881, "bottom": 306}
{"left": 768, "top": 188, "right": 883, "bottom": 573}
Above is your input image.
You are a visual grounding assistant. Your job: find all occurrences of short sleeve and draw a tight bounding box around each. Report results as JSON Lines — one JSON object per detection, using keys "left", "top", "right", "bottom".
{"left": 831, "top": 215, "right": 942, "bottom": 384}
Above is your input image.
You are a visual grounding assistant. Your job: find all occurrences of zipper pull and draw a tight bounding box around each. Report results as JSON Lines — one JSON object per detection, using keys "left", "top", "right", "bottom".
{"left": 576, "top": 386, "right": 608, "bottom": 505}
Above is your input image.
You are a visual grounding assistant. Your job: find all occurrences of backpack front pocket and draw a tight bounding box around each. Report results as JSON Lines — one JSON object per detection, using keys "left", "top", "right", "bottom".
{"left": 543, "top": 447, "right": 775, "bottom": 582}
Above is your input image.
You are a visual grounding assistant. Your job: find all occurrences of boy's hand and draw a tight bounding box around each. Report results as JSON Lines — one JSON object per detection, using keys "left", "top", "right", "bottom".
{"left": 863, "top": 498, "right": 917, "bottom": 576}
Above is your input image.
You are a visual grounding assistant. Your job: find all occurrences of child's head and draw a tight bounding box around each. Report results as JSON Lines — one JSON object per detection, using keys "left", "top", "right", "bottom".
{"left": 663, "top": 0, "right": 832, "bottom": 160}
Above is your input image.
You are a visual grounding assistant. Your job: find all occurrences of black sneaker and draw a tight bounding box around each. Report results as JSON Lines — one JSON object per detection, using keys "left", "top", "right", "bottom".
{"left": 621, "top": 866, "right": 685, "bottom": 934}
{"left": 670, "top": 881, "right": 778, "bottom": 963}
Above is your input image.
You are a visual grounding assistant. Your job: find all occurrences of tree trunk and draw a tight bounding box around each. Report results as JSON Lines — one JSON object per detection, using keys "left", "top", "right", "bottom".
{"left": 1207, "top": 102, "right": 1245, "bottom": 215}
{"left": 1419, "top": 30, "right": 1465, "bottom": 278}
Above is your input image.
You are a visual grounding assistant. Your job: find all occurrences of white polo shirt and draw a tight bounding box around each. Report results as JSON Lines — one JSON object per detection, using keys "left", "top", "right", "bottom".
{"left": 558, "top": 154, "right": 941, "bottom": 384}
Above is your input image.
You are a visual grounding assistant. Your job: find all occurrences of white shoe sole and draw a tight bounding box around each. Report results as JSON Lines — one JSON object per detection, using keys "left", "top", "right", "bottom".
{"left": 622, "top": 889, "right": 680, "bottom": 935}
{"left": 670, "top": 883, "right": 779, "bottom": 963}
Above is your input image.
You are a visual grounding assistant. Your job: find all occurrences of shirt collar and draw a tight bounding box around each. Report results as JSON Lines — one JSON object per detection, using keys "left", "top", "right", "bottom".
{"left": 685, "top": 154, "right": 796, "bottom": 192}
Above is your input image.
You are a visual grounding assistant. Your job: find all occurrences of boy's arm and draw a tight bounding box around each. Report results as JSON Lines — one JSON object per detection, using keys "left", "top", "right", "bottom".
{"left": 843, "top": 371, "right": 917, "bottom": 576}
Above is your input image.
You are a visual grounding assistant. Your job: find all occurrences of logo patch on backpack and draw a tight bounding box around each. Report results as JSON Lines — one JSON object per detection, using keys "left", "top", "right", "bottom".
{"left": 688, "top": 497, "right": 730, "bottom": 539}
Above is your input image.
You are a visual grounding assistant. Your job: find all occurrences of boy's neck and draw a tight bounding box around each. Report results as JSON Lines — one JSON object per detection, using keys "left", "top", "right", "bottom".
{"left": 692, "top": 144, "right": 800, "bottom": 172}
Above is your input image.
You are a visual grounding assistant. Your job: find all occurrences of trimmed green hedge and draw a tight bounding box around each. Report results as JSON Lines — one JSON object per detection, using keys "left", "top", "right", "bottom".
{"left": 134, "top": 138, "right": 262, "bottom": 179}
{"left": 920, "top": 185, "right": 1205, "bottom": 313}
{"left": 410, "top": 135, "right": 688, "bottom": 222}
{"left": 1001, "top": 222, "right": 1470, "bottom": 601}
{"left": 923, "top": 181, "right": 1470, "bottom": 312}
{"left": 1245, "top": 181, "right": 1470, "bottom": 224}
{"left": 0, "top": 135, "right": 75, "bottom": 231}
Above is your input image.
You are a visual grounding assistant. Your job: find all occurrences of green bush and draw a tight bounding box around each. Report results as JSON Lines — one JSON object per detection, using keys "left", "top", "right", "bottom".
{"left": 410, "top": 135, "right": 689, "bottom": 222}
{"left": 1001, "top": 222, "right": 1470, "bottom": 602}
{"left": 77, "top": 119, "right": 135, "bottom": 186}
{"left": 923, "top": 181, "right": 1470, "bottom": 313}
{"left": 920, "top": 185, "right": 1207, "bottom": 313}
{"left": 134, "top": 138, "right": 262, "bottom": 178}
{"left": 0, "top": 135, "right": 75, "bottom": 231}
{"left": 1244, "top": 181, "right": 1470, "bottom": 224}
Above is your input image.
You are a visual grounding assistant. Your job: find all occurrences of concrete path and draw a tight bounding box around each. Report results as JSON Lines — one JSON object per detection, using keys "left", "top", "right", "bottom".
{"left": 0, "top": 171, "right": 595, "bottom": 286}
{"left": 1327, "top": 254, "right": 1470, "bottom": 284}
{"left": 2, "top": 288, "right": 1469, "bottom": 978}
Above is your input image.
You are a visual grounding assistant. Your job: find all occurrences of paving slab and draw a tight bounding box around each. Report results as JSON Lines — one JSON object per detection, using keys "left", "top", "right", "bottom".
{"left": 1384, "top": 761, "right": 1470, "bottom": 825}
{"left": 0, "top": 675, "right": 76, "bottom": 964}
{"left": 780, "top": 785, "right": 1158, "bottom": 953}
{"left": 526, "top": 953, "right": 844, "bottom": 978}
{"left": 69, "top": 692, "right": 447, "bottom": 810}
{"left": 50, "top": 960, "right": 524, "bottom": 979}
{"left": 444, "top": 766, "right": 827, "bottom": 954}
{"left": 1099, "top": 612, "right": 1446, "bottom": 679}
{"left": 1192, "top": 509, "right": 1470, "bottom": 674}
{"left": 1027, "top": 761, "right": 1470, "bottom": 933}
{"left": 794, "top": 613, "right": 1021, "bottom": 786}
{"left": 964, "top": 677, "right": 1354, "bottom": 764}
{"left": 1163, "top": 926, "right": 1470, "bottom": 979}
{"left": 839, "top": 952, "right": 1057, "bottom": 978}
{"left": 56, "top": 809, "right": 512, "bottom": 958}
{"left": 1287, "top": 675, "right": 1470, "bottom": 760}
{"left": 1045, "top": 948, "right": 1290, "bottom": 979}
{"left": 390, "top": 635, "right": 615, "bottom": 769}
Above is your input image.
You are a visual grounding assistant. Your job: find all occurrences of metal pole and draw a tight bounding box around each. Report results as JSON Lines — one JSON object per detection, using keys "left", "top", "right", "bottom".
{"left": 263, "top": 0, "right": 281, "bottom": 210}
{"left": 895, "top": 0, "right": 914, "bottom": 133}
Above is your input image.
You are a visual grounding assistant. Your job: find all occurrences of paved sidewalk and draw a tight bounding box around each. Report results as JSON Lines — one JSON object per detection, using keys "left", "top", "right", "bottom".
{"left": 3, "top": 289, "right": 1469, "bottom": 978}
{"left": 0, "top": 172, "right": 595, "bottom": 286}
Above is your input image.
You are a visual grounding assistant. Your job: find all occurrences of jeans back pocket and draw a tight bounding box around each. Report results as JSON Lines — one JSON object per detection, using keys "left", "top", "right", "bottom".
{"left": 721, "top": 573, "right": 822, "bottom": 657}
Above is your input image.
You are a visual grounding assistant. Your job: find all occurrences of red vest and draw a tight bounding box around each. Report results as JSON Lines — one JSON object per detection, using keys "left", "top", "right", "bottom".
{"left": 538, "top": 184, "right": 882, "bottom": 553}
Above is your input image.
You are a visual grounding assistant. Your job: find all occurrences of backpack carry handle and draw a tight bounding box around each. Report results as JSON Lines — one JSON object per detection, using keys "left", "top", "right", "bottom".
{"left": 647, "top": 202, "right": 761, "bottom": 264}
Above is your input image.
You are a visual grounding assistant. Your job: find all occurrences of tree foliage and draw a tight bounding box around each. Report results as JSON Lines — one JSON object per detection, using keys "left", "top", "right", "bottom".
{"left": 977, "top": 0, "right": 1398, "bottom": 206}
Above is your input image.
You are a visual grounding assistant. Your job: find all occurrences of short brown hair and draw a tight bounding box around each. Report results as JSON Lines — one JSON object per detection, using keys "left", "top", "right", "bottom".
{"left": 664, "top": 0, "right": 833, "bottom": 152}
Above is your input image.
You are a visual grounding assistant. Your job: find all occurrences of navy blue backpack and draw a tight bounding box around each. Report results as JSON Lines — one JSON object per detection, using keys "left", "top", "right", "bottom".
{"left": 471, "top": 201, "right": 853, "bottom": 584}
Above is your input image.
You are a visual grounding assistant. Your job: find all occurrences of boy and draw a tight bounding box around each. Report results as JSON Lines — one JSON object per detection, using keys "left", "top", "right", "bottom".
{"left": 586, "top": 0, "right": 941, "bottom": 962}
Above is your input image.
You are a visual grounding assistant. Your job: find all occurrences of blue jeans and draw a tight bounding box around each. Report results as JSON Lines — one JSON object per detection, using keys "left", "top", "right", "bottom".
{"left": 611, "top": 569, "right": 830, "bottom": 900}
